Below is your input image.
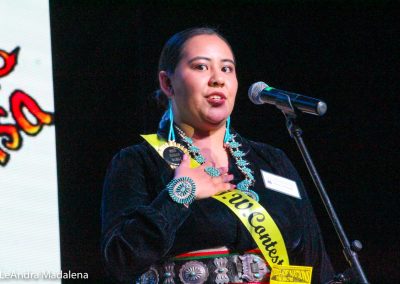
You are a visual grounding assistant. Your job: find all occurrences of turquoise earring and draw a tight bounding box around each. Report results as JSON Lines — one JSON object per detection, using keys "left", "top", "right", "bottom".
{"left": 168, "top": 99, "right": 176, "bottom": 141}
{"left": 223, "top": 116, "right": 231, "bottom": 143}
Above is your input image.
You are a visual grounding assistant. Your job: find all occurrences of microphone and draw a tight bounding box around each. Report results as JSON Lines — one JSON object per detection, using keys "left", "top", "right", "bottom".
{"left": 248, "top": 81, "right": 327, "bottom": 116}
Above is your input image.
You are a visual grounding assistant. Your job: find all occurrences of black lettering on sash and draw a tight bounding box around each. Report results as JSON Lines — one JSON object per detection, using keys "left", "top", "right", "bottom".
{"left": 268, "top": 248, "right": 277, "bottom": 258}
{"left": 248, "top": 211, "right": 265, "bottom": 224}
{"left": 228, "top": 193, "right": 253, "bottom": 209}
{"left": 248, "top": 211, "right": 284, "bottom": 264}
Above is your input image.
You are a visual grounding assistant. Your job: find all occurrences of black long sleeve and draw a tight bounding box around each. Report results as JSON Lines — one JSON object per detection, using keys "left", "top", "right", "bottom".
{"left": 101, "top": 145, "right": 191, "bottom": 282}
{"left": 101, "top": 135, "right": 334, "bottom": 283}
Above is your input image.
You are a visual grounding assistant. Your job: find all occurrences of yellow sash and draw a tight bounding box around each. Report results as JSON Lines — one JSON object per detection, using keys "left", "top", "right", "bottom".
{"left": 141, "top": 134, "right": 199, "bottom": 168}
{"left": 213, "top": 190, "right": 289, "bottom": 265}
{"left": 141, "top": 134, "right": 312, "bottom": 282}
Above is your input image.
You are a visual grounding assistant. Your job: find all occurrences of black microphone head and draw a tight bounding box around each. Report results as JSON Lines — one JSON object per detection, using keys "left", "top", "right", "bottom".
{"left": 248, "top": 81, "right": 268, "bottom": 104}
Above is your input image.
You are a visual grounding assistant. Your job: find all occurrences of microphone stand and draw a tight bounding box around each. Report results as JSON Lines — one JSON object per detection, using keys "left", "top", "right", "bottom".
{"left": 280, "top": 108, "right": 369, "bottom": 284}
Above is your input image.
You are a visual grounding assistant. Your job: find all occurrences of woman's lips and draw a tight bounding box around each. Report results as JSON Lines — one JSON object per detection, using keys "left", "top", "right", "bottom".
{"left": 206, "top": 92, "right": 226, "bottom": 106}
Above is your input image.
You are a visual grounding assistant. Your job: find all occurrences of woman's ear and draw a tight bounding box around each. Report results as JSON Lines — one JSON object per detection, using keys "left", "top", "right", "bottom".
{"left": 159, "top": 71, "right": 174, "bottom": 98}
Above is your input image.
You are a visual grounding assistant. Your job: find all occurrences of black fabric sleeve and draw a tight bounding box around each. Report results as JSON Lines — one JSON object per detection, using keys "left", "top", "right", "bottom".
{"left": 100, "top": 145, "right": 191, "bottom": 283}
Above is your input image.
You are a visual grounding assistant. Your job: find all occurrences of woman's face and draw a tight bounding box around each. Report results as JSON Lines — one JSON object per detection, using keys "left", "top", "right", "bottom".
{"left": 169, "top": 34, "right": 238, "bottom": 131}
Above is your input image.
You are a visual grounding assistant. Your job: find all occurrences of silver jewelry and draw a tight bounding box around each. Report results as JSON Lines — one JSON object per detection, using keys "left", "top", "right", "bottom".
{"left": 239, "top": 254, "right": 269, "bottom": 282}
{"left": 179, "top": 261, "right": 209, "bottom": 284}
{"left": 163, "top": 262, "right": 175, "bottom": 284}
{"left": 136, "top": 266, "right": 159, "bottom": 284}
{"left": 204, "top": 166, "right": 221, "bottom": 177}
{"left": 175, "top": 125, "right": 259, "bottom": 201}
{"left": 167, "top": 176, "right": 196, "bottom": 205}
{"left": 214, "top": 257, "right": 229, "bottom": 284}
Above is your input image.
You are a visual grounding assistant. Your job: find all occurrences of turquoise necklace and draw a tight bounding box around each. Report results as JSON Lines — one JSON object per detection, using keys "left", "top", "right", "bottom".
{"left": 175, "top": 125, "right": 259, "bottom": 201}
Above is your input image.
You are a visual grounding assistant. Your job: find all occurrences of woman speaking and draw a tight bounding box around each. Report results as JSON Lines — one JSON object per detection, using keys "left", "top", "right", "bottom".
{"left": 101, "top": 27, "right": 334, "bottom": 284}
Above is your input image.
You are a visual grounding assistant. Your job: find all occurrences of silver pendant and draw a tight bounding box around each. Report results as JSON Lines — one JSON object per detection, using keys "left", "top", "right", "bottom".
{"left": 179, "top": 261, "right": 209, "bottom": 284}
{"left": 214, "top": 257, "right": 229, "bottom": 284}
{"left": 232, "top": 255, "right": 243, "bottom": 283}
{"left": 239, "top": 254, "right": 269, "bottom": 282}
{"left": 163, "top": 262, "right": 175, "bottom": 284}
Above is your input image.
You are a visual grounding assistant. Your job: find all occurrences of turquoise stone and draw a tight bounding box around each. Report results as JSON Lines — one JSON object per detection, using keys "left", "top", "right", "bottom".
{"left": 228, "top": 141, "right": 240, "bottom": 148}
{"left": 236, "top": 159, "right": 249, "bottom": 167}
{"left": 233, "top": 150, "right": 245, "bottom": 157}
{"left": 175, "top": 125, "right": 256, "bottom": 199}
{"left": 195, "top": 156, "right": 205, "bottom": 164}
{"left": 189, "top": 145, "right": 200, "bottom": 153}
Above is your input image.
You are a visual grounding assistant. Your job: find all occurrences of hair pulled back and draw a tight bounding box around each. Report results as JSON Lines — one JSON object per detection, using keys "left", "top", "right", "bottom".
{"left": 155, "top": 27, "right": 233, "bottom": 108}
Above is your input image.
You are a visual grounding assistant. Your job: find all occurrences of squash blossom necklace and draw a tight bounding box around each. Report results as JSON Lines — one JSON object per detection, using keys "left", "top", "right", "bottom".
{"left": 175, "top": 125, "right": 259, "bottom": 202}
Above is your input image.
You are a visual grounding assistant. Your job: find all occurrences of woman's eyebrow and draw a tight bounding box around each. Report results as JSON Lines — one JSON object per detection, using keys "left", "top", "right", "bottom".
{"left": 222, "top": 59, "right": 236, "bottom": 65}
{"left": 188, "top": 56, "right": 235, "bottom": 65}
{"left": 188, "top": 56, "right": 211, "bottom": 63}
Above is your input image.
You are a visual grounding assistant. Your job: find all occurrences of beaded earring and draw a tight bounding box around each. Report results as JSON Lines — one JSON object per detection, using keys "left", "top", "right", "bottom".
{"left": 223, "top": 116, "right": 231, "bottom": 143}
{"left": 168, "top": 99, "right": 176, "bottom": 142}
{"left": 157, "top": 99, "right": 188, "bottom": 169}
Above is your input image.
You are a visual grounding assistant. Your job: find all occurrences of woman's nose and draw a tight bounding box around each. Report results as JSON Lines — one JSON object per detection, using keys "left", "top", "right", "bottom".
{"left": 208, "top": 72, "right": 225, "bottom": 87}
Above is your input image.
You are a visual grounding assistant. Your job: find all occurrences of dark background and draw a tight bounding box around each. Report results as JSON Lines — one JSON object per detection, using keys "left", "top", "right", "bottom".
{"left": 50, "top": 1, "right": 399, "bottom": 283}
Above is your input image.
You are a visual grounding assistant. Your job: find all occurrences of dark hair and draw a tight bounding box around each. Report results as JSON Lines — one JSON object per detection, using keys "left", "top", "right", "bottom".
{"left": 154, "top": 27, "right": 233, "bottom": 108}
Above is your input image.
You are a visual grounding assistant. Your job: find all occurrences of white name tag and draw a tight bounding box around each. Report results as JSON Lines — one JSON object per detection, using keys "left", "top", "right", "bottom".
{"left": 261, "top": 170, "right": 301, "bottom": 199}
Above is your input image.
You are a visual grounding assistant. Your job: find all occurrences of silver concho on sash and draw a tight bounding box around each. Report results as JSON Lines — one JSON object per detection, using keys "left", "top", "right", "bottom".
{"left": 179, "top": 260, "right": 209, "bottom": 284}
{"left": 136, "top": 266, "right": 159, "bottom": 284}
{"left": 163, "top": 262, "right": 175, "bottom": 284}
{"left": 239, "top": 254, "right": 269, "bottom": 282}
{"left": 214, "top": 257, "right": 229, "bottom": 284}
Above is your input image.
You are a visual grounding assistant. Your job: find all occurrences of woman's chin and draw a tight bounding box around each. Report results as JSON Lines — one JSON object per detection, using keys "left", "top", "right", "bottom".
{"left": 203, "top": 108, "right": 230, "bottom": 124}
{"left": 203, "top": 115, "right": 228, "bottom": 127}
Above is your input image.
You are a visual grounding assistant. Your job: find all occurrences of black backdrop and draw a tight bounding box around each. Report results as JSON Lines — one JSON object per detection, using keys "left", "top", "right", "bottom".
{"left": 50, "top": 1, "right": 399, "bottom": 283}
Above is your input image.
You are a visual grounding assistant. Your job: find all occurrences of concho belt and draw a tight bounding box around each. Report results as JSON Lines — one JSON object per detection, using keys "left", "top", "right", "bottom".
{"left": 136, "top": 249, "right": 270, "bottom": 284}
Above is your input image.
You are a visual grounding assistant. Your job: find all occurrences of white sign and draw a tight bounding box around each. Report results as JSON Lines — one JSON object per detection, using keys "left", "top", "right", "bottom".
{"left": 0, "top": 1, "right": 61, "bottom": 283}
{"left": 261, "top": 170, "right": 301, "bottom": 199}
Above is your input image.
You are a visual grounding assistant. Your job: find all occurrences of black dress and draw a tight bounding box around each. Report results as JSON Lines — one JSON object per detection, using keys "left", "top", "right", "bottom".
{"left": 101, "top": 131, "right": 334, "bottom": 283}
